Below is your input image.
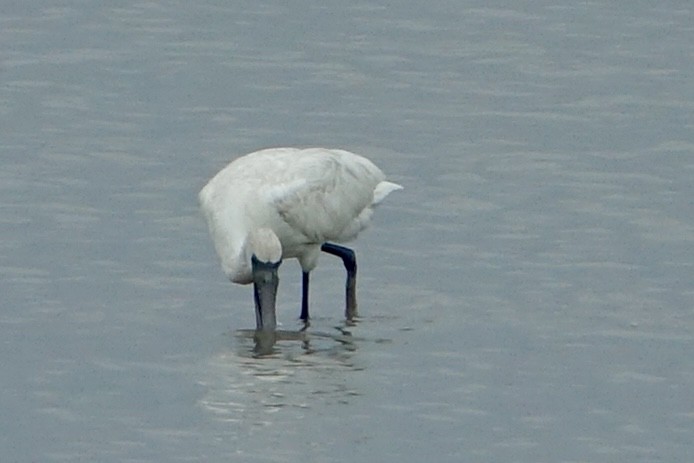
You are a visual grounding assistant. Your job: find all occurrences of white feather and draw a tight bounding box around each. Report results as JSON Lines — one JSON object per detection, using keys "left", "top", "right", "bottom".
{"left": 199, "top": 147, "right": 401, "bottom": 284}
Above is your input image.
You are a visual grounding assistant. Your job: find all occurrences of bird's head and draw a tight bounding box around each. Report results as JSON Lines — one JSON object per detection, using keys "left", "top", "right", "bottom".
{"left": 248, "top": 229, "right": 282, "bottom": 331}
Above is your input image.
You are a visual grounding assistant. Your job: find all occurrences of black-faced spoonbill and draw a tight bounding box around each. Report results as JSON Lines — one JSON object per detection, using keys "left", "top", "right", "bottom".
{"left": 199, "top": 147, "right": 402, "bottom": 331}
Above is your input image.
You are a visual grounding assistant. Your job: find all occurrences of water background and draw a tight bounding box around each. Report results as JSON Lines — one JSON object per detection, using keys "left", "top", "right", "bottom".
{"left": 2, "top": 1, "right": 693, "bottom": 461}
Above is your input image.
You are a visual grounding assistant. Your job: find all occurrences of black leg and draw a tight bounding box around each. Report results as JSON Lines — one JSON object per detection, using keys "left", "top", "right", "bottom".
{"left": 301, "top": 271, "right": 310, "bottom": 322}
{"left": 320, "top": 242, "right": 358, "bottom": 320}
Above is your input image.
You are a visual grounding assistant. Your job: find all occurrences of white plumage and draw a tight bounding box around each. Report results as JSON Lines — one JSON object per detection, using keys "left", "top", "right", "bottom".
{"left": 199, "top": 147, "right": 401, "bottom": 330}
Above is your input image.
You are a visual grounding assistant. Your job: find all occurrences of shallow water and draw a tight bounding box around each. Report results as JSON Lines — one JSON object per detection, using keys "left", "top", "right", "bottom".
{"left": 2, "top": 1, "right": 693, "bottom": 461}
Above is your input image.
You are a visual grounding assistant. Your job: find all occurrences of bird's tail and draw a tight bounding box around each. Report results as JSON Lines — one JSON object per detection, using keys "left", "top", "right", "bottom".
{"left": 372, "top": 181, "right": 403, "bottom": 205}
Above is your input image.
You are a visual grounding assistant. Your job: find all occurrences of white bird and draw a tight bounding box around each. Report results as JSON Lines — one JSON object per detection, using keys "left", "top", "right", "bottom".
{"left": 199, "top": 147, "right": 402, "bottom": 331}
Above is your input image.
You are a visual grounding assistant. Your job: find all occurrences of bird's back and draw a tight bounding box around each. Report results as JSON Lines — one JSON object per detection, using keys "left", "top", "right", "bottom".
{"left": 263, "top": 148, "right": 387, "bottom": 242}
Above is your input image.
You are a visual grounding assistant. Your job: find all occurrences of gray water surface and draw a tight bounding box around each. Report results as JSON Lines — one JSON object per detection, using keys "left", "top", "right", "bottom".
{"left": 2, "top": 1, "right": 693, "bottom": 462}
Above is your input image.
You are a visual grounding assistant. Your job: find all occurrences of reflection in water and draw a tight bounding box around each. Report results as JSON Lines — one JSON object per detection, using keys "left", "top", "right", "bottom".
{"left": 246, "top": 326, "right": 359, "bottom": 357}
{"left": 198, "top": 325, "right": 370, "bottom": 427}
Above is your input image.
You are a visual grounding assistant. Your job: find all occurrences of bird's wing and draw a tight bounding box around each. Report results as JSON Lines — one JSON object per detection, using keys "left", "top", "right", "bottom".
{"left": 264, "top": 151, "right": 384, "bottom": 243}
